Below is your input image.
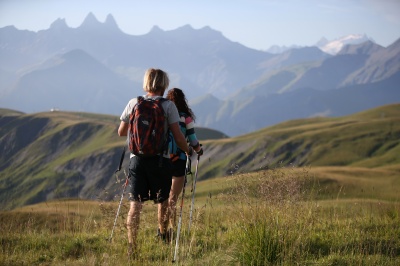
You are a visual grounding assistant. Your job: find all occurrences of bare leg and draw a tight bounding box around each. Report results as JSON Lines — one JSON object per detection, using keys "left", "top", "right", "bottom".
{"left": 168, "top": 176, "right": 185, "bottom": 228}
{"left": 127, "top": 201, "right": 143, "bottom": 253}
{"left": 158, "top": 199, "right": 169, "bottom": 234}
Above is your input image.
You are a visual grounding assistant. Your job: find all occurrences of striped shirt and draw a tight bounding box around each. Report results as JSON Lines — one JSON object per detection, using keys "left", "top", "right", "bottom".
{"left": 169, "top": 112, "right": 200, "bottom": 161}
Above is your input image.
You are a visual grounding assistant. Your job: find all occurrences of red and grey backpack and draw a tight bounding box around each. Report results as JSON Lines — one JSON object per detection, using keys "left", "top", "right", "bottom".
{"left": 128, "top": 96, "right": 168, "bottom": 157}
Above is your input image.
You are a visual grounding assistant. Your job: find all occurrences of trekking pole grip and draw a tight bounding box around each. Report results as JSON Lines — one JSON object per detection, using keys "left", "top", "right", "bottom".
{"left": 115, "top": 146, "right": 126, "bottom": 173}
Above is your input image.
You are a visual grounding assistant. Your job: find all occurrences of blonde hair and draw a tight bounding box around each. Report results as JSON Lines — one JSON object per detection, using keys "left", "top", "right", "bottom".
{"left": 143, "top": 68, "right": 170, "bottom": 93}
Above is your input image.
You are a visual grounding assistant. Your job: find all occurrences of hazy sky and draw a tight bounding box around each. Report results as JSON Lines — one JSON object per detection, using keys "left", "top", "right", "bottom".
{"left": 0, "top": 0, "right": 399, "bottom": 50}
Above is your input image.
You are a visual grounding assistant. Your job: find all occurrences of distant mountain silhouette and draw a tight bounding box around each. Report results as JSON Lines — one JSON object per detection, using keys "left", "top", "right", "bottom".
{"left": 0, "top": 13, "right": 399, "bottom": 136}
{"left": 317, "top": 34, "right": 374, "bottom": 55}
{"left": 2, "top": 49, "right": 139, "bottom": 114}
{"left": 193, "top": 39, "right": 400, "bottom": 135}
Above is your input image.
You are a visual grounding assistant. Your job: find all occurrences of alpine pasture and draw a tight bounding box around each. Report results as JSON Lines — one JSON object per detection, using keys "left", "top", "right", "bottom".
{"left": 1, "top": 104, "right": 399, "bottom": 265}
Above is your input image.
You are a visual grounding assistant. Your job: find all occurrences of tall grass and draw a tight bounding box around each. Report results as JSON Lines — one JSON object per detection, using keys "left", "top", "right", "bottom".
{"left": 1, "top": 166, "right": 399, "bottom": 265}
{"left": 222, "top": 167, "right": 400, "bottom": 265}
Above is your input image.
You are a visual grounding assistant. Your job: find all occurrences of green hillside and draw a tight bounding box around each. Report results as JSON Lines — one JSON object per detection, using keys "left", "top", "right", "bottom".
{"left": 0, "top": 109, "right": 227, "bottom": 210}
{"left": 1, "top": 105, "right": 400, "bottom": 264}
{"left": 199, "top": 103, "right": 400, "bottom": 179}
{"left": 0, "top": 104, "right": 399, "bottom": 210}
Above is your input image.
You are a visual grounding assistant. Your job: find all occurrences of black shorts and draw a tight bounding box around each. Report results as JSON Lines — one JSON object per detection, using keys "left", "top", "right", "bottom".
{"left": 171, "top": 159, "right": 186, "bottom": 177}
{"left": 128, "top": 156, "right": 172, "bottom": 203}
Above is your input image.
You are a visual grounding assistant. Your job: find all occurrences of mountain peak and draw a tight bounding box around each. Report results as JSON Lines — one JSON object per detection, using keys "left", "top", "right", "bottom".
{"left": 177, "top": 24, "right": 194, "bottom": 31}
{"left": 338, "top": 40, "right": 383, "bottom": 55}
{"left": 104, "top": 14, "right": 120, "bottom": 31}
{"left": 315, "top": 37, "right": 329, "bottom": 47}
{"left": 50, "top": 18, "right": 68, "bottom": 30}
{"left": 79, "top": 12, "right": 102, "bottom": 29}
{"left": 317, "top": 34, "right": 373, "bottom": 55}
{"left": 149, "top": 25, "right": 164, "bottom": 33}
{"left": 170, "top": 24, "right": 224, "bottom": 40}
{"left": 61, "top": 49, "right": 95, "bottom": 62}
{"left": 198, "top": 25, "right": 223, "bottom": 36}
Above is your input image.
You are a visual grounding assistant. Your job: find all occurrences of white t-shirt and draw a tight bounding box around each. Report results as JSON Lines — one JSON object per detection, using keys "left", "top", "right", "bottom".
{"left": 120, "top": 95, "right": 180, "bottom": 158}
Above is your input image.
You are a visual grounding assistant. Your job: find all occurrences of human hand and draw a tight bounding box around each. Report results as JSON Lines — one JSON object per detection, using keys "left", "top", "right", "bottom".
{"left": 196, "top": 147, "right": 203, "bottom": 156}
{"left": 187, "top": 146, "right": 194, "bottom": 157}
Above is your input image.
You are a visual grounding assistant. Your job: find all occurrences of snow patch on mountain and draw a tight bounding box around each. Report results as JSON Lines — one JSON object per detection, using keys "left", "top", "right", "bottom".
{"left": 317, "top": 34, "right": 374, "bottom": 55}
{"left": 266, "top": 34, "right": 372, "bottom": 55}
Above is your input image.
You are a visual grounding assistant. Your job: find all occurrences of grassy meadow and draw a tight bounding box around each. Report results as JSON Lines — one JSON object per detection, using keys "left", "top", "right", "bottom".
{"left": 1, "top": 165, "right": 399, "bottom": 265}
{"left": 1, "top": 104, "right": 399, "bottom": 265}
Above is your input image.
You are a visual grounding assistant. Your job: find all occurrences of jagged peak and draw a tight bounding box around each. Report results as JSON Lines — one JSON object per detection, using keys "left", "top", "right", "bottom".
{"left": 199, "top": 25, "right": 223, "bottom": 36}
{"left": 167, "top": 24, "right": 224, "bottom": 40}
{"left": 176, "top": 24, "right": 194, "bottom": 30}
{"left": 149, "top": 25, "right": 164, "bottom": 33}
{"left": 79, "top": 12, "right": 101, "bottom": 29}
{"left": 50, "top": 18, "right": 68, "bottom": 30}
{"left": 104, "top": 14, "right": 119, "bottom": 29}
{"left": 1, "top": 25, "right": 18, "bottom": 31}
{"left": 169, "top": 24, "right": 196, "bottom": 35}
{"left": 75, "top": 12, "right": 123, "bottom": 33}
{"left": 199, "top": 25, "right": 216, "bottom": 32}
{"left": 315, "top": 37, "right": 329, "bottom": 47}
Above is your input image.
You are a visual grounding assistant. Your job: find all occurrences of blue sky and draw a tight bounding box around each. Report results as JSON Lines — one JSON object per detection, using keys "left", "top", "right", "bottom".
{"left": 0, "top": 0, "right": 399, "bottom": 50}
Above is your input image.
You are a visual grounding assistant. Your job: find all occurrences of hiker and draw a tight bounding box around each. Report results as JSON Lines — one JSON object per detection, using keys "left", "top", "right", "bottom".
{"left": 117, "top": 68, "right": 191, "bottom": 256}
{"left": 162, "top": 88, "right": 203, "bottom": 237}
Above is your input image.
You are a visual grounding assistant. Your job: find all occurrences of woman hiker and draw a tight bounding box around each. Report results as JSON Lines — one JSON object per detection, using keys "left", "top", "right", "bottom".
{"left": 159, "top": 87, "right": 203, "bottom": 241}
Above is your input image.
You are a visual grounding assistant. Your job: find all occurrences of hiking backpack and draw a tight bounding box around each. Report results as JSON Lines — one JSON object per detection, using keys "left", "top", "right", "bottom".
{"left": 128, "top": 96, "right": 168, "bottom": 157}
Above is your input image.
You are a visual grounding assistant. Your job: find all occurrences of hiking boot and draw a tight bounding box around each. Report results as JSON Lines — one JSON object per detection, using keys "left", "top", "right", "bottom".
{"left": 157, "top": 228, "right": 172, "bottom": 244}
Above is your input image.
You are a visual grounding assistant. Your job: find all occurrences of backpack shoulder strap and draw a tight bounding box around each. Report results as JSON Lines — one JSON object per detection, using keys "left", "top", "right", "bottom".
{"left": 131, "top": 96, "right": 144, "bottom": 115}
{"left": 155, "top": 96, "right": 166, "bottom": 103}
{"left": 155, "top": 97, "right": 167, "bottom": 115}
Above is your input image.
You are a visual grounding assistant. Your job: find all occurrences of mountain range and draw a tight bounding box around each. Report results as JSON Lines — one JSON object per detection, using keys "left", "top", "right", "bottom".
{"left": 0, "top": 13, "right": 399, "bottom": 136}
{"left": 266, "top": 34, "right": 373, "bottom": 55}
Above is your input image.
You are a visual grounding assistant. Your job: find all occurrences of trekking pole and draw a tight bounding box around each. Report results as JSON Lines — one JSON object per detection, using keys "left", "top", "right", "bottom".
{"left": 188, "top": 154, "right": 200, "bottom": 233}
{"left": 115, "top": 146, "right": 126, "bottom": 173}
{"left": 172, "top": 155, "right": 191, "bottom": 263}
{"left": 109, "top": 147, "right": 127, "bottom": 242}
